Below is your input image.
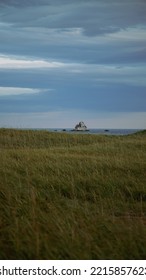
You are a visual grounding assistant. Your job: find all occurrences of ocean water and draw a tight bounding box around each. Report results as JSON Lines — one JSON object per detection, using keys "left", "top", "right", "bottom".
{"left": 43, "top": 128, "right": 141, "bottom": 135}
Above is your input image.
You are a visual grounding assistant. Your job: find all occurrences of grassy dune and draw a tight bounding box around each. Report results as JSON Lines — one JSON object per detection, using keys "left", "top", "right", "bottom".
{"left": 0, "top": 128, "right": 146, "bottom": 259}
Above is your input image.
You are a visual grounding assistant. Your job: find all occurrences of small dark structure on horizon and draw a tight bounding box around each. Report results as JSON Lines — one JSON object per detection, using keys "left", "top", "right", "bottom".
{"left": 72, "top": 121, "right": 89, "bottom": 131}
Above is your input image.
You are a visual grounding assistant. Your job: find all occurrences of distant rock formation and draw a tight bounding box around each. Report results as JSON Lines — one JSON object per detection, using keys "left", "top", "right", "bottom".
{"left": 73, "top": 121, "right": 89, "bottom": 131}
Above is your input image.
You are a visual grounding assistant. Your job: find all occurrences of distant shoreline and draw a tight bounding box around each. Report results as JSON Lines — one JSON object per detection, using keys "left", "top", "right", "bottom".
{"left": 0, "top": 127, "right": 143, "bottom": 135}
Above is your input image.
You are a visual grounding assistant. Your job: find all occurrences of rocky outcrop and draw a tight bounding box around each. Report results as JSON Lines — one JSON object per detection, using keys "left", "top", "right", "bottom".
{"left": 73, "top": 121, "right": 89, "bottom": 131}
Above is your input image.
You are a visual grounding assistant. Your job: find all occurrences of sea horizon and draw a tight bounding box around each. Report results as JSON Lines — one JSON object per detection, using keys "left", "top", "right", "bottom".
{"left": 1, "top": 127, "right": 144, "bottom": 135}
{"left": 27, "top": 128, "right": 143, "bottom": 135}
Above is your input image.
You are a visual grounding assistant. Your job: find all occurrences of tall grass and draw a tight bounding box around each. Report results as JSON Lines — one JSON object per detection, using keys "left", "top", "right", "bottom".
{"left": 0, "top": 128, "right": 146, "bottom": 259}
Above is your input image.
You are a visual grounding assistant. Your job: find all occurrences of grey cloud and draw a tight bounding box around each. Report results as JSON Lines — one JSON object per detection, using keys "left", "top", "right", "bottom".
{"left": 0, "top": 0, "right": 146, "bottom": 128}
{"left": 0, "top": 23, "right": 146, "bottom": 65}
{"left": 0, "top": 0, "right": 49, "bottom": 7}
{"left": 0, "top": 0, "right": 146, "bottom": 36}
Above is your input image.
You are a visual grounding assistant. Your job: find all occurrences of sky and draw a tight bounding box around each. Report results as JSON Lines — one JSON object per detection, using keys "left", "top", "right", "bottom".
{"left": 0, "top": 0, "right": 146, "bottom": 129}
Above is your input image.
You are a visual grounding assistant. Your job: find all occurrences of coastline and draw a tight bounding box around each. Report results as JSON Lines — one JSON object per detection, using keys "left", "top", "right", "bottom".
{"left": 31, "top": 128, "right": 142, "bottom": 135}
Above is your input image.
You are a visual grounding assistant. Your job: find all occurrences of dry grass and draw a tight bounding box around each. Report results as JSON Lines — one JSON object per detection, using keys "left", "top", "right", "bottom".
{"left": 0, "top": 128, "right": 146, "bottom": 259}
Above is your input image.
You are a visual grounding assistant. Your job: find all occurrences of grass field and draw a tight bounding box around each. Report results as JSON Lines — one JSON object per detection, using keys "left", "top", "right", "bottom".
{"left": 0, "top": 128, "right": 146, "bottom": 259}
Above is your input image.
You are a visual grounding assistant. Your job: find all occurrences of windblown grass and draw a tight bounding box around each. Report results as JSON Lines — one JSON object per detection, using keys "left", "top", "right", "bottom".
{"left": 0, "top": 128, "right": 146, "bottom": 259}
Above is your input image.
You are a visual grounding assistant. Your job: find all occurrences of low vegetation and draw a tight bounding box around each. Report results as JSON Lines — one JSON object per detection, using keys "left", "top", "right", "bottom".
{"left": 0, "top": 128, "right": 146, "bottom": 259}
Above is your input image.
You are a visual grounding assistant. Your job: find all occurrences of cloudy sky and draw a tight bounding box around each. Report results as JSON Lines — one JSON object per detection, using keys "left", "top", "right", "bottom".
{"left": 0, "top": 0, "right": 146, "bottom": 129}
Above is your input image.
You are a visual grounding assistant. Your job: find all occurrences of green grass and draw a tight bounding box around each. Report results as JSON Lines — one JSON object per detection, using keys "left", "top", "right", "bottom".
{"left": 0, "top": 128, "right": 146, "bottom": 259}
